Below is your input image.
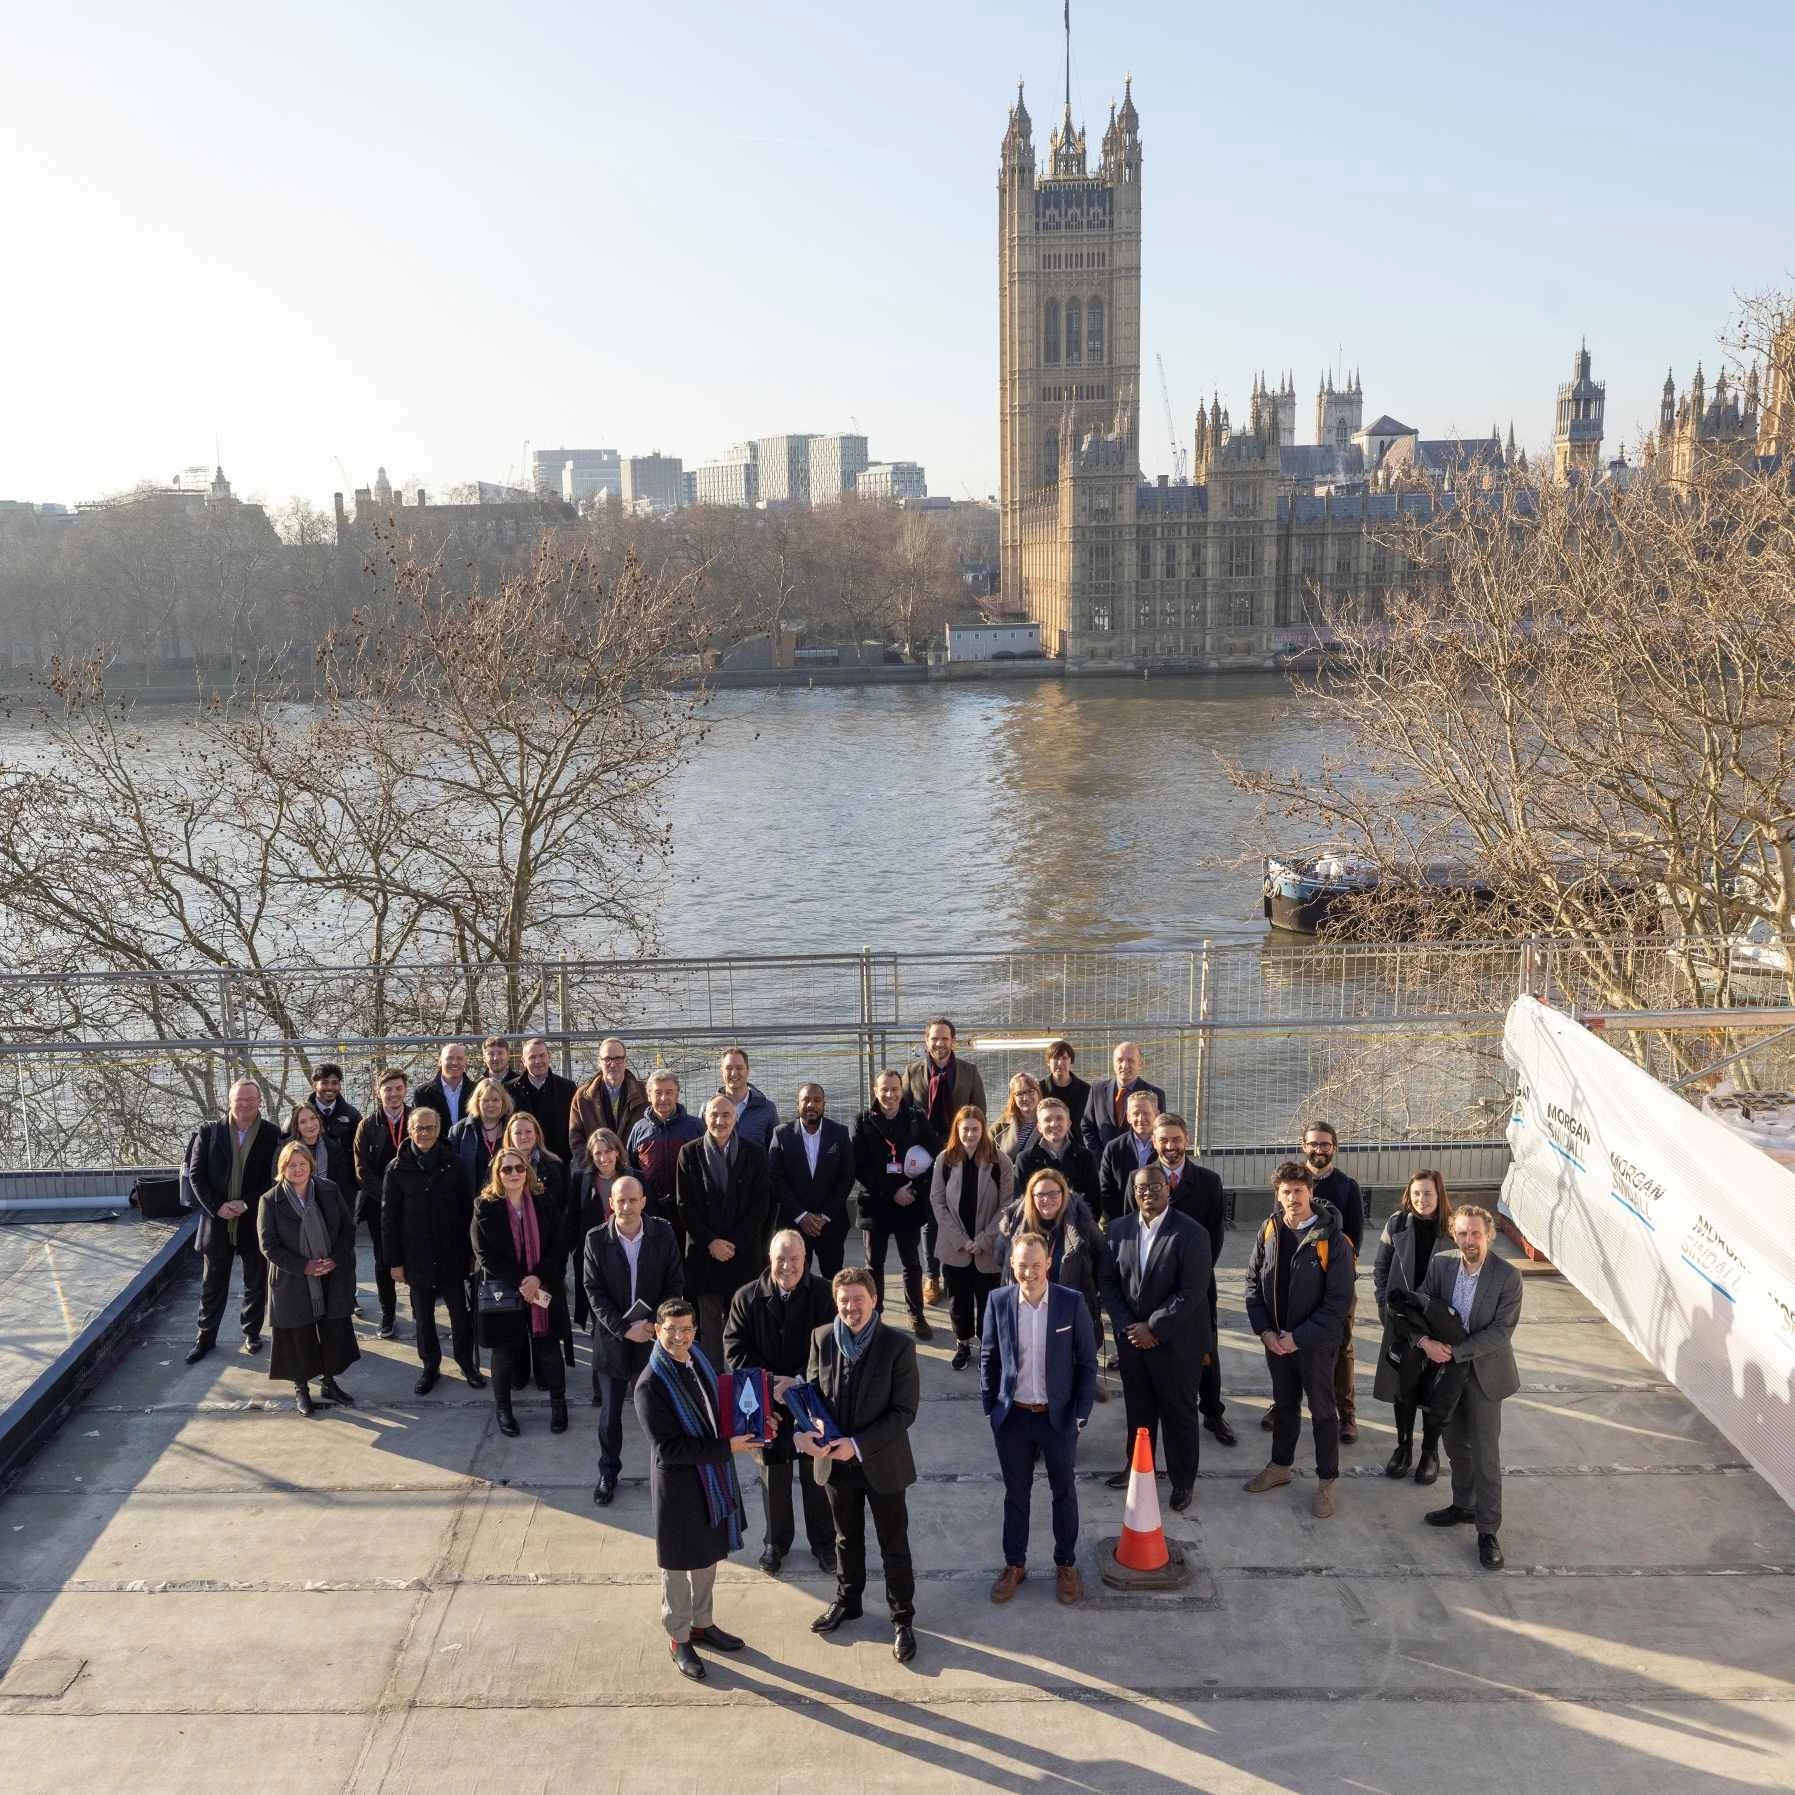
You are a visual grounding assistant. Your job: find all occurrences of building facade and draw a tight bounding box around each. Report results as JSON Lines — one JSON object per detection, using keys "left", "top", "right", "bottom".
{"left": 857, "top": 460, "right": 927, "bottom": 500}
{"left": 809, "top": 433, "right": 869, "bottom": 504}
{"left": 755, "top": 435, "right": 813, "bottom": 506}
{"left": 620, "top": 452, "right": 686, "bottom": 515}
{"left": 1551, "top": 344, "right": 1606, "bottom": 482}
{"left": 693, "top": 443, "right": 759, "bottom": 508}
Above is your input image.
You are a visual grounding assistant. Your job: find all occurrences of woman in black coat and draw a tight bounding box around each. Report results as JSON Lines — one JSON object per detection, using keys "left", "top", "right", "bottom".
{"left": 995, "top": 1165, "right": 1111, "bottom": 1398}
{"left": 257, "top": 1141, "right": 359, "bottom": 1415}
{"left": 570, "top": 1127, "right": 626, "bottom": 1332}
{"left": 850, "top": 1071, "right": 935, "bottom": 1339}
{"left": 1039, "top": 1039, "right": 1092, "bottom": 1133}
{"left": 472, "top": 1148, "right": 569, "bottom": 1436}
{"left": 1372, "top": 1169, "right": 1454, "bottom": 1482}
{"left": 503, "top": 1111, "right": 575, "bottom": 1368}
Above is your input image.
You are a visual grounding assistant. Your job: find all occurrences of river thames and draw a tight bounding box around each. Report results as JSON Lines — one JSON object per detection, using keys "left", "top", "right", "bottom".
{"left": 657, "top": 673, "right": 1321, "bottom": 955}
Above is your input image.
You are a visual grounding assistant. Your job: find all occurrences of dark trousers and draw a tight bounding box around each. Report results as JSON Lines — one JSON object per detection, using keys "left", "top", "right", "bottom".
{"left": 823, "top": 1462, "right": 915, "bottom": 1624}
{"left": 491, "top": 1336, "right": 564, "bottom": 1404}
{"left": 1332, "top": 1284, "right": 1358, "bottom": 1423}
{"left": 1393, "top": 1359, "right": 1471, "bottom": 1440}
{"left": 358, "top": 1208, "right": 396, "bottom": 1323}
{"left": 1268, "top": 1342, "right": 1340, "bottom": 1479}
{"left": 943, "top": 1262, "right": 997, "bottom": 1343}
{"left": 762, "top": 1447, "right": 834, "bottom": 1557}
{"left": 806, "top": 1225, "right": 847, "bottom": 1281}
{"left": 1444, "top": 1381, "right": 1505, "bottom": 1532}
{"left": 1117, "top": 1339, "right": 1202, "bottom": 1492}
{"left": 864, "top": 1225, "right": 925, "bottom": 1319}
{"left": 595, "top": 1345, "right": 651, "bottom": 1478}
{"left": 1199, "top": 1280, "right": 1225, "bottom": 1421}
{"left": 995, "top": 1407, "right": 1080, "bottom": 1568}
{"left": 924, "top": 1214, "right": 940, "bottom": 1279}
{"left": 696, "top": 1292, "right": 729, "bottom": 1370}
{"left": 196, "top": 1221, "right": 268, "bottom": 1344}
{"left": 409, "top": 1278, "right": 475, "bottom": 1372}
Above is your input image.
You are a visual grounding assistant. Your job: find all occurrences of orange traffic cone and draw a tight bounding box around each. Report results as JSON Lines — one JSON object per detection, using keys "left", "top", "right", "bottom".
{"left": 1114, "top": 1426, "right": 1170, "bottom": 1572}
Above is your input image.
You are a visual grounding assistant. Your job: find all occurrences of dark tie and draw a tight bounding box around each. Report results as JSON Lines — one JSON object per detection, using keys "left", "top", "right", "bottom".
{"left": 1113, "top": 1083, "right": 1127, "bottom": 1126}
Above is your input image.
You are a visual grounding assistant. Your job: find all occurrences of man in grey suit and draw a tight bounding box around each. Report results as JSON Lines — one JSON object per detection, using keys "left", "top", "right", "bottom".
{"left": 1418, "top": 1205, "right": 1522, "bottom": 1568}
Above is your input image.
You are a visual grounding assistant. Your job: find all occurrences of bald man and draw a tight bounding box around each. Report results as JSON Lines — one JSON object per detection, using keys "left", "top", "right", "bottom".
{"left": 1082, "top": 1042, "right": 1168, "bottom": 1160}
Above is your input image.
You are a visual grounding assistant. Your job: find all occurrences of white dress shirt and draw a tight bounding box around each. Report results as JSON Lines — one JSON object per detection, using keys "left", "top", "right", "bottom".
{"left": 1016, "top": 1286, "right": 1051, "bottom": 1404}
{"left": 618, "top": 1225, "right": 645, "bottom": 1306}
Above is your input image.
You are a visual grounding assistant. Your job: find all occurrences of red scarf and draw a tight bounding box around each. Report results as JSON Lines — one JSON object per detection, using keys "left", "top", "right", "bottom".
{"left": 506, "top": 1198, "right": 549, "bottom": 1335}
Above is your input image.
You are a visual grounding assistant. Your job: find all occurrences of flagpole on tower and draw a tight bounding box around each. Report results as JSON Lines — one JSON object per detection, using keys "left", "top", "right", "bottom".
{"left": 1064, "top": 1, "right": 1071, "bottom": 114}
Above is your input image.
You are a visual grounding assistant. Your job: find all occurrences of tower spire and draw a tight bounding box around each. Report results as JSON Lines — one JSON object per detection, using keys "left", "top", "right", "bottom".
{"left": 1064, "top": 0, "right": 1071, "bottom": 116}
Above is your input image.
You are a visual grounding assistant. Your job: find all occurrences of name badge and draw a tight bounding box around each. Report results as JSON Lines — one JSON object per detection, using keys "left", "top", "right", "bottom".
{"left": 886, "top": 1158, "right": 903, "bottom": 1175}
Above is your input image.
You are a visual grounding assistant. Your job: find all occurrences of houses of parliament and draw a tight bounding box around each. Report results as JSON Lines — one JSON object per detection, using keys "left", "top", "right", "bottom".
{"left": 997, "top": 76, "right": 1793, "bottom": 666}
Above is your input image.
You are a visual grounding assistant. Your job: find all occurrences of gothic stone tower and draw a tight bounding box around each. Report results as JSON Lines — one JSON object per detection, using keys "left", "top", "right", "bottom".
{"left": 998, "top": 76, "right": 1142, "bottom": 627}
{"left": 1553, "top": 341, "right": 1606, "bottom": 481}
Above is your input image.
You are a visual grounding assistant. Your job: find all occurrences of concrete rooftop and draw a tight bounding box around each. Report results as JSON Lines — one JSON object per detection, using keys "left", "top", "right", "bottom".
{"left": 2, "top": 1216, "right": 1792, "bottom": 1793}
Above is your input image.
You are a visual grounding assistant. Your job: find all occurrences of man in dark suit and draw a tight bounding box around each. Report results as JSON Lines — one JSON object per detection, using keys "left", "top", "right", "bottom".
{"left": 981, "top": 1232, "right": 1098, "bottom": 1605}
{"left": 1099, "top": 1163, "right": 1213, "bottom": 1512}
{"left": 800, "top": 1267, "right": 922, "bottom": 1663}
{"left": 904, "top": 1018, "right": 987, "bottom": 1305}
{"left": 766, "top": 1084, "right": 855, "bottom": 1279}
{"left": 1014, "top": 1098, "right": 1101, "bottom": 1216}
{"left": 584, "top": 1174, "right": 683, "bottom": 1504}
{"left": 506, "top": 1036, "right": 576, "bottom": 1162}
{"left": 723, "top": 1229, "right": 838, "bottom": 1574}
{"left": 350, "top": 1067, "right": 411, "bottom": 1338}
{"left": 183, "top": 1079, "right": 283, "bottom": 1362}
{"left": 1097, "top": 1088, "right": 1162, "bottom": 1221}
{"left": 1081, "top": 1041, "right": 1168, "bottom": 1161}
{"left": 677, "top": 1093, "right": 771, "bottom": 1367}
{"left": 1418, "top": 1204, "right": 1523, "bottom": 1568}
{"left": 411, "top": 1041, "right": 474, "bottom": 1130}
{"left": 1153, "top": 1113, "right": 1235, "bottom": 1446}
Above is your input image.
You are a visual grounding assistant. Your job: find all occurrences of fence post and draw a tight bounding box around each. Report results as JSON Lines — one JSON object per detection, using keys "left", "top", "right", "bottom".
{"left": 1192, "top": 940, "right": 1215, "bottom": 1153}
{"left": 558, "top": 964, "right": 573, "bottom": 1079}
{"left": 859, "top": 947, "right": 875, "bottom": 1101}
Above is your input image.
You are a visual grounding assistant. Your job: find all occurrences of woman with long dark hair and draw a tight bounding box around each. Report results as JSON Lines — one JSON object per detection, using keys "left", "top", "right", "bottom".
{"left": 1372, "top": 1169, "right": 1456, "bottom": 1481}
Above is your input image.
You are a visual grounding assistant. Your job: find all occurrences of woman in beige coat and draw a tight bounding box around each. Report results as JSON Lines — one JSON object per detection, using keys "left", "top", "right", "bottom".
{"left": 929, "top": 1105, "right": 1015, "bottom": 1369}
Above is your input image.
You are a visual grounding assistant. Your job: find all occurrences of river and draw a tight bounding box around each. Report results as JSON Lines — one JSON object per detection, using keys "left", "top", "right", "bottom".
{"left": 657, "top": 674, "right": 1325, "bottom": 955}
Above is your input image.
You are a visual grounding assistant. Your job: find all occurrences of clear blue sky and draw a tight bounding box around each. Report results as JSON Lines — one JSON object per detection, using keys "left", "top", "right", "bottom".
{"left": 3, "top": 0, "right": 1789, "bottom": 510}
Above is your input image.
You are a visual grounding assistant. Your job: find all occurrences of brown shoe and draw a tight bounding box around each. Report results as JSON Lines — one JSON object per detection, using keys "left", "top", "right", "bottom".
{"left": 1245, "top": 1463, "right": 1294, "bottom": 1494}
{"left": 1055, "top": 1565, "right": 1083, "bottom": 1605}
{"left": 1339, "top": 1420, "right": 1358, "bottom": 1444}
{"left": 1312, "top": 1477, "right": 1337, "bottom": 1519}
{"left": 990, "top": 1565, "right": 1026, "bottom": 1603}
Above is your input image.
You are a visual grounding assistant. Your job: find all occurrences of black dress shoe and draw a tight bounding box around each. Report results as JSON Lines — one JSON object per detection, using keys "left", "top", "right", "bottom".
{"left": 550, "top": 1397, "right": 569, "bottom": 1434}
{"left": 1204, "top": 1415, "right": 1238, "bottom": 1447}
{"left": 319, "top": 1379, "right": 354, "bottom": 1407}
{"left": 593, "top": 1478, "right": 616, "bottom": 1507}
{"left": 911, "top": 1316, "right": 934, "bottom": 1342}
{"left": 691, "top": 1624, "right": 744, "bottom": 1653}
{"left": 951, "top": 1341, "right": 971, "bottom": 1370}
{"left": 811, "top": 1600, "right": 862, "bottom": 1634}
{"left": 1426, "top": 1503, "right": 1477, "bottom": 1527}
{"left": 670, "top": 1640, "right": 705, "bottom": 1680}
{"left": 814, "top": 1547, "right": 837, "bottom": 1576}
{"left": 414, "top": 1367, "right": 440, "bottom": 1396}
{"left": 1169, "top": 1486, "right": 1194, "bottom": 1513}
{"left": 1413, "top": 1446, "right": 1440, "bottom": 1485}
{"left": 184, "top": 1341, "right": 214, "bottom": 1366}
{"left": 1385, "top": 1437, "right": 1414, "bottom": 1478}
{"left": 241, "top": 1335, "right": 264, "bottom": 1355}
{"left": 1478, "top": 1532, "right": 1505, "bottom": 1569}
{"left": 294, "top": 1384, "right": 316, "bottom": 1416}
{"left": 376, "top": 1317, "right": 396, "bottom": 1340}
{"left": 1260, "top": 1408, "right": 1276, "bottom": 1430}
{"left": 1105, "top": 1469, "right": 1131, "bottom": 1491}
{"left": 495, "top": 1405, "right": 520, "bottom": 1438}
{"left": 893, "top": 1624, "right": 917, "bottom": 1663}
{"left": 459, "top": 1362, "right": 487, "bottom": 1390}
{"left": 759, "top": 1544, "right": 785, "bottom": 1574}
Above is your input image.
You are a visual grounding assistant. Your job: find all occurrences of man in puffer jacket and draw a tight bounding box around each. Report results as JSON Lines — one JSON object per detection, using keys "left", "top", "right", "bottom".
{"left": 626, "top": 1070, "right": 703, "bottom": 1240}
{"left": 1243, "top": 1161, "right": 1353, "bottom": 1518}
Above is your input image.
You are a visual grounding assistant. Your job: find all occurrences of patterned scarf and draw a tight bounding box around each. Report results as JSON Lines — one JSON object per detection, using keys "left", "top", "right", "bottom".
{"left": 647, "top": 1342, "right": 743, "bottom": 1549}
{"left": 505, "top": 1196, "right": 549, "bottom": 1336}
{"left": 834, "top": 1314, "right": 878, "bottom": 1365}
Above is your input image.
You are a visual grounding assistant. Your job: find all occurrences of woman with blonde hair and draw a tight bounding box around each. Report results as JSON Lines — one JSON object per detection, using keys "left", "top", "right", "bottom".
{"left": 450, "top": 1076, "right": 515, "bottom": 1197}
{"left": 257, "top": 1140, "right": 359, "bottom": 1415}
{"left": 1372, "top": 1168, "right": 1455, "bottom": 1482}
{"left": 929, "top": 1106, "right": 1015, "bottom": 1370}
{"left": 996, "top": 1166, "right": 1111, "bottom": 1400}
{"left": 991, "top": 1071, "right": 1042, "bottom": 1160}
{"left": 472, "top": 1148, "right": 569, "bottom": 1437}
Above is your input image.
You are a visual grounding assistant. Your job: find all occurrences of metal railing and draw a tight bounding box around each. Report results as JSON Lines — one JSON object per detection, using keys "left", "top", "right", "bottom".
{"left": 2, "top": 936, "right": 1789, "bottom": 1177}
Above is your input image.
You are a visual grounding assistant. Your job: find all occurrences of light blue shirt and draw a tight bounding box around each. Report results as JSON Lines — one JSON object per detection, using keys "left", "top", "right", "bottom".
{"left": 1450, "top": 1262, "right": 1482, "bottom": 1333}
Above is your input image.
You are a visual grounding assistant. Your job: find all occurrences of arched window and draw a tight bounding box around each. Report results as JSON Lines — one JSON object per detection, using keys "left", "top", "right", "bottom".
{"left": 1086, "top": 298, "right": 1105, "bottom": 364}
{"left": 1064, "top": 300, "right": 1082, "bottom": 366}
{"left": 1043, "top": 300, "right": 1060, "bottom": 366}
{"left": 1042, "top": 427, "right": 1059, "bottom": 485}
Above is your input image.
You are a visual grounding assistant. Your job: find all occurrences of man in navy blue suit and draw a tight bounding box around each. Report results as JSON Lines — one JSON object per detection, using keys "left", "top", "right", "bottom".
{"left": 980, "top": 1231, "right": 1098, "bottom": 1605}
{"left": 1081, "top": 1041, "right": 1168, "bottom": 1161}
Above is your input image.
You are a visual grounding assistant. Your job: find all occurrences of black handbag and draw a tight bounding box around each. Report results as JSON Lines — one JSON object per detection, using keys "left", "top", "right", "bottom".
{"left": 476, "top": 1279, "right": 524, "bottom": 1315}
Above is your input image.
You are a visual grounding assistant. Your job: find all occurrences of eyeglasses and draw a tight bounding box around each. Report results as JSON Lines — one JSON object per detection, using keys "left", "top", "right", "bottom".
{"left": 499, "top": 1162, "right": 527, "bottom": 1176}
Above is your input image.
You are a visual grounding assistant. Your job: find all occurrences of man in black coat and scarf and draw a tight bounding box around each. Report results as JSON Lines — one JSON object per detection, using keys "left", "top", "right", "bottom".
{"left": 724, "top": 1229, "right": 839, "bottom": 1576}
{"left": 676, "top": 1093, "right": 771, "bottom": 1368}
{"left": 382, "top": 1106, "right": 484, "bottom": 1396}
{"left": 633, "top": 1298, "right": 755, "bottom": 1681}
{"left": 183, "top": 1079, "right": 283, "bottom": 1363}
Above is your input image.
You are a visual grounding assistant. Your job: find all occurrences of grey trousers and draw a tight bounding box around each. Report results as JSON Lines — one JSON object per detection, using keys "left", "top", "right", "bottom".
{"left": 1444, "top": 1380, "right": 1504, "bottom": 1532}
{"left": 660, "top": 1563, "right": 717, "bottom": 1642}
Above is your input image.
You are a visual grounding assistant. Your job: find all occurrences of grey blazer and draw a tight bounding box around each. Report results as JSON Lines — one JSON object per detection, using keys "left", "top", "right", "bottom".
{"left": 1421, "top": 1250, "right": 1523, "bottom": 1402}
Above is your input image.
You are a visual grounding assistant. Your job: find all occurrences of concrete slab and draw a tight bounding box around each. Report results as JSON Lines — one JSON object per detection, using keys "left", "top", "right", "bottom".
{"left": 0, "top": 1252, "right": 1791, "bottom": 1792}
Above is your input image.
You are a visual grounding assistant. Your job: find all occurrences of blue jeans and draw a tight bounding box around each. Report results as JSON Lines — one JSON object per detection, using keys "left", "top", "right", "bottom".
{"left": 994, "top": 1407, "right": 1080, "bottom": 1568}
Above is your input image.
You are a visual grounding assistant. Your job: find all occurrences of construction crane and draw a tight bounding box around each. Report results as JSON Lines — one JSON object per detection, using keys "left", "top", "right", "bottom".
{"left": 1156, "top": 354, "right": 1188, "bottom": 483}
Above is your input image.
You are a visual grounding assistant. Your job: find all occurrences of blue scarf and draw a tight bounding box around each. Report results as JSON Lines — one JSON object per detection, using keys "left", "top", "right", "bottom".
{"left": 647, "top": 1342, "right": 743, "bottom": 1550}
{"left": 834, "top": 1315, "right": 878, "bottom": 1365}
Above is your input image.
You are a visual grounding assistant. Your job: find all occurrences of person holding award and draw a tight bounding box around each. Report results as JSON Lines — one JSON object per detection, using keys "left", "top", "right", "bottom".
{"left": 798, "top": 1267, "right": 922, "bottom": 1663}
{"left": 585, "top": 1176, "right": 683, "bottom": 1506}
{"left": 633, "top": 1298, "right": 757, "bottom": 1681}
{"left": 723, "top": 1229, "right": 839, "bottom": 1576}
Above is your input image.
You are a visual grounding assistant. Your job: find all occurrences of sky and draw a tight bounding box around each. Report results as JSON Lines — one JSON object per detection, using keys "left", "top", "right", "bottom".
{"left": 2, "top": 0, "right": 1790, "bottom": 512}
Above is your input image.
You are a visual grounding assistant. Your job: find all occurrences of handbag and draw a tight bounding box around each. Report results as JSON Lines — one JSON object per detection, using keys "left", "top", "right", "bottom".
{"left": 476, "top": 1279, "right": 524, "bottom": 1315}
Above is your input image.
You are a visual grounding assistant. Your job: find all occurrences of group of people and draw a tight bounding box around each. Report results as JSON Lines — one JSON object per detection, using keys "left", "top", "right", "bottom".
{"left": 179, "top": 1025, "right": 1524, "bottom": 1680}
